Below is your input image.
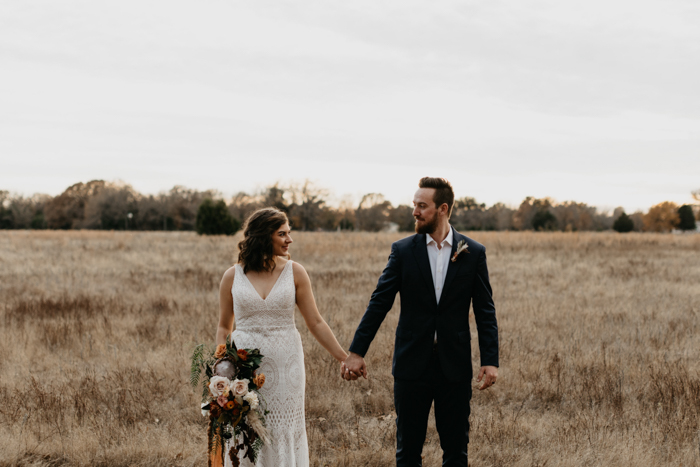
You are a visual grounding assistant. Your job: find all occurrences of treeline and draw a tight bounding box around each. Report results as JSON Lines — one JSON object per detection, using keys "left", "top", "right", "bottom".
{"left": 1, "top": 180, "right": 698, "bottom": 234}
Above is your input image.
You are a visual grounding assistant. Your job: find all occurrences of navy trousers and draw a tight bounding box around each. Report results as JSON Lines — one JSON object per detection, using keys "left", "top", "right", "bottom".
{"left": 394, "top": 349, "right": 472, "bottom": 467}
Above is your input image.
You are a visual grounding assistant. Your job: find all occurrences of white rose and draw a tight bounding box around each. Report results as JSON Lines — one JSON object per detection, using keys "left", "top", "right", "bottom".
{"left": 209, "top": 375, "right": 232, "bottom": 398}
{"left": 243, "top": 391, "right": 259, "bottom": 409}
{"left": 201, "top": 402, "right": 210, "bottom": 417}
{"left": 231, "top": 378, "right": 250, "bottom": 397}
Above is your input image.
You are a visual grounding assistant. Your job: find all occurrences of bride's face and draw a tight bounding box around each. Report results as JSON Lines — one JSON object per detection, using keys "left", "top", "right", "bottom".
{"left": 272, "top": 223, "right": 293, "bottom": 257}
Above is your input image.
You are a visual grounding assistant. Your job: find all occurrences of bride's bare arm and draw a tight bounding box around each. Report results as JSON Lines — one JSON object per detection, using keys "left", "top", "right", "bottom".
{"left": 216, "top": 267, "right": 236, "bottom": 346}
{"left": 293, "top": 262, "right": 348, "bottom": 363}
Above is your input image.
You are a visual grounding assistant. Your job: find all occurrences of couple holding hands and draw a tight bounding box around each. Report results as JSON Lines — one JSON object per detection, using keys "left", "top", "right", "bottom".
{"left": 216, "top": 177, "right": 499, "bottom": 466}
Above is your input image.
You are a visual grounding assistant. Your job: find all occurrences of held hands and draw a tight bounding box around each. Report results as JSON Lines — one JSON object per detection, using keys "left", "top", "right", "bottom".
{"left": 477, "top": 365, "right": 498, "bottom": 390}
{"left": 340, "top": 352, "right": 368, "bottom": 381}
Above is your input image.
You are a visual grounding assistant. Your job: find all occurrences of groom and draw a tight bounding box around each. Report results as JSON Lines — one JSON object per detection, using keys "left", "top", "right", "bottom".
{"left": 343, "top": 177, "right": 499, "bottom": 467}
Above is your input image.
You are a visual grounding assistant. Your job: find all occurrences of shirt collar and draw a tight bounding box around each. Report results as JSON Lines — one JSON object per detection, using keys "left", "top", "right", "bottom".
{"left": 426, "top": 226, "right": 454, "bottom": 247}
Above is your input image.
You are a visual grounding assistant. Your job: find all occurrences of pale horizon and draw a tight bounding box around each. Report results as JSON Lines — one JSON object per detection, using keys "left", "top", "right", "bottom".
{"left": 1, "top": 1, "right": 698, "bottom": 214}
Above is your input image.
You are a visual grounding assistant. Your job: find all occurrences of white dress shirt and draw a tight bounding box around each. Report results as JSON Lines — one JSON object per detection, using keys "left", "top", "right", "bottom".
{"left": 426, "top": 227, "right": 453, "bottom": 343}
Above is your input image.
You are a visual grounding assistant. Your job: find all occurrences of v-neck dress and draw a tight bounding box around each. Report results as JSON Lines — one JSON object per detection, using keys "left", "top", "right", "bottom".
{"left": 228, "top": 260, "right": 309, "bottom": 467}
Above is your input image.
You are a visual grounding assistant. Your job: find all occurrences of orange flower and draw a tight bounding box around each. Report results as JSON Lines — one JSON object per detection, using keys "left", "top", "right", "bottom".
{"left": 214, "top": 344, "right": 227, "bottom": 359}
{"left": 224, "top": 401, "right": 235, "bottom": 411}
{"left": 210, "top": 404, "right": 222, "bottom": 418}
{"left": 253, "top": 373, "right": 265, "bottom": 389}
{"left": 237, "top": 349, "right": 248, "bottom": 361}
{"left": 232, "top": 408, "right": 240, "bottom": 417}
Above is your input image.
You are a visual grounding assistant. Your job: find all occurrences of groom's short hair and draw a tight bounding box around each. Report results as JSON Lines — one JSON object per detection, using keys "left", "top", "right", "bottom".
{"left": 419, "top": 177, "right": 454, "bottom": 217}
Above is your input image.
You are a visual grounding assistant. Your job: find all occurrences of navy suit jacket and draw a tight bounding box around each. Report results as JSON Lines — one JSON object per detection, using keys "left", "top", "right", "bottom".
{"left": 349, "top": 227, "right": 499, "bottom": 382}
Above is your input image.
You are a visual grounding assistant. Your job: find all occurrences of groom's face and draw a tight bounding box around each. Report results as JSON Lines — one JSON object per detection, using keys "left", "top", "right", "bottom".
{"left": 413, "top": 188, "right": 439, "bottom": 234}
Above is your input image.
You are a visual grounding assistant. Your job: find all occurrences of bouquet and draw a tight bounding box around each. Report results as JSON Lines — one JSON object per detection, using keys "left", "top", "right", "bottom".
{"left": 191, "top": 336, "right": 269, "bottom": 467}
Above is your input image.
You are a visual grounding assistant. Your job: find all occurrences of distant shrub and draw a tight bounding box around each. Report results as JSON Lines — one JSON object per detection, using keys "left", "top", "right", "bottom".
{"left": 31, "top": 212, "right": 47, "bottom": 229}
{"left": 532, "top": 209, "right": 557, "bottom": 231}
{"left": 337, "top": 218, "right": 354, "bottom": 231}
{"left": 677, "top": 205, "right": 696, "bottom": 231}
{"left": 0, "top": 210, "right": 13, "bottom": 229}
{"left": 195, "top": 199, "right": 240, "bottom": 236}
{"left": 613, "top": 212, "right": 634, "bottom": 233}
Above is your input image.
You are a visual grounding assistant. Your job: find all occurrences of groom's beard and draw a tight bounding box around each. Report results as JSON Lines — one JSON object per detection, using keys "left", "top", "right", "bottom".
{"left": 415, "top": 213, "right": 438, "bottom": 235}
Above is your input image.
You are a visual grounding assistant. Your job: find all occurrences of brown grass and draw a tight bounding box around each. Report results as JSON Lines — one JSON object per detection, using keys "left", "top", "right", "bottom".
{"left": 1, "top": 230, "right": 700, "bottom": 466}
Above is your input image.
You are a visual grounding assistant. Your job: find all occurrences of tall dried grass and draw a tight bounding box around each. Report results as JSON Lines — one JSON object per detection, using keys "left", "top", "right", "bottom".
{"left": 1, "top": 230, "right": 699, "bottom": 466}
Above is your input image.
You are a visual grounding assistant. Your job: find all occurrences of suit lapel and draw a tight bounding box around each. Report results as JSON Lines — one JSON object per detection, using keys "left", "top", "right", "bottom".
{"left": 441, "top": 227, "right": 463, "bottom": 296}
{"left": 411, "top": 235, "right": 437, "bottom": 306}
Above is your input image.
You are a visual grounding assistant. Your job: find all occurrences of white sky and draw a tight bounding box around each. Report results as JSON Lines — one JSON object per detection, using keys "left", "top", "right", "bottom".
{"left": 1, "top": 0, "right": 699, "bottom": 212}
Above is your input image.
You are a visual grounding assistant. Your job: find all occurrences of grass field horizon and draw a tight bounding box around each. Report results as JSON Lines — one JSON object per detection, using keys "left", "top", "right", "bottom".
{"left": 1, "top": 230, "right": 699, "bottom": 466}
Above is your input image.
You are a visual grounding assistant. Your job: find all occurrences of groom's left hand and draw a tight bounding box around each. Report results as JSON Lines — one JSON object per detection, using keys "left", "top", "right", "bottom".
{"left": 477, "top": 366, "right": 498, "bottom": 390}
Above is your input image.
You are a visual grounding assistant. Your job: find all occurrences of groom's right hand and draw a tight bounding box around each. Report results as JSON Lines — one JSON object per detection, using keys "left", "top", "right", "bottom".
{"left": 342, "top": 352, "right": 368, "bottom": 381}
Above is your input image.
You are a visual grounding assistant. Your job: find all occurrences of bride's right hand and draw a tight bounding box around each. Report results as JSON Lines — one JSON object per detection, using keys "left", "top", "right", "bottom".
{"left": 341, "top": 361, "right": 355, "bottom": 381}
{"left": 341, "top": 353, "right": 366, "bottom": 381}
{"left": 340, "top": 361, "right": 356, "bottom": 381}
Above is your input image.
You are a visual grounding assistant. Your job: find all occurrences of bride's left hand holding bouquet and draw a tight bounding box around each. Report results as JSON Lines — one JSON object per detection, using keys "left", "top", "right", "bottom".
{"left": 191, "top": 336, "right": 269, "bottom": 467}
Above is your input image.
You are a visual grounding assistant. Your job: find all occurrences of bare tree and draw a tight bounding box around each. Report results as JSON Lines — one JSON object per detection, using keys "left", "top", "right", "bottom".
{"left": 0, "top": 192, "right": 52, "bottom": 229}
{"left": 551, "top": 202, "right": 595, "bottom": 232}
{"left": 482, "top": 203, "right": 514, "bottom": 231}
{"left": 263, "top": 184, "right": 290, "bottom": 212}
{"left": 287, "top": 180, "right": 328, "bottom": 231}
{"left": 355, "top": 193, "right": 392, "bottom": 231}
{"left": 160, "top": 185, "right": 218, "bottom": 231}
{"left": 390, "top": 205, "right": 415, "bottom": 232}
{"left": 81, "top": 183, "right": 140, "bottom": 230}
{"left": 451, "top": 197, "right": 487, "bottom": 230}
{"left": 135, "top": 194, "right": 169, "bottom": 230}
{"left": 229, "top": 191, "right": 262, "bottom": 224}
{"left": 45, "top": 180, "right": 106, "bottom": 229}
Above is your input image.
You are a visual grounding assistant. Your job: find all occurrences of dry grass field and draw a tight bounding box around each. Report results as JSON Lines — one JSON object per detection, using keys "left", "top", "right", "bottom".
{"left": 1, "top": 230, "right": 700, "bottom": 467}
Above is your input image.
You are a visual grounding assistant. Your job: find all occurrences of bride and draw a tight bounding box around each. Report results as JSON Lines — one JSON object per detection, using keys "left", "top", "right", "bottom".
{"left": 216, "top": 207, "right": 348, "bottom": 466}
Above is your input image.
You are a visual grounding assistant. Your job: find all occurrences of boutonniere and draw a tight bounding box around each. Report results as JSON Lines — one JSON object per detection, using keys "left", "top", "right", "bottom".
{"left": 451, "top": 240, "right": 469, "bottom": 262}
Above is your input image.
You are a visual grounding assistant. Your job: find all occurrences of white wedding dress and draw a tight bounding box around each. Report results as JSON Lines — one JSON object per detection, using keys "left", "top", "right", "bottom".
{"left": 227, "top": 260, "right": 309, "bottom": 467}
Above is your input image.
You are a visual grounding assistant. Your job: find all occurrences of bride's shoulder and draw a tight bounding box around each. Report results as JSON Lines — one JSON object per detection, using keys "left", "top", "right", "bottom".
{"left": 290, "top": 261, "right": 310, "bottom": 283}
{"left": 220, "top": 264, "right": 237, "bottom": 286}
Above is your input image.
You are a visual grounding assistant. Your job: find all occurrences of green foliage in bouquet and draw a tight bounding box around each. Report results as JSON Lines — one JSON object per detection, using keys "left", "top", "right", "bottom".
{"left": 190, "top": 343, "right": 208, "bottom": 388}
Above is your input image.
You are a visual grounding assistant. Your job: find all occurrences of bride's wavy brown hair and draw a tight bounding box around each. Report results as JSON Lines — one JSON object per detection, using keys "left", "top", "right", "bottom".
{"left": 237, "top": 207, "right": 290, "bottom": 274}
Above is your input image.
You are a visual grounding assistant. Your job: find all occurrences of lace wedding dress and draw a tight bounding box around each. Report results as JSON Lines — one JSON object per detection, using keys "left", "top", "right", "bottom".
{"left": 226, "top": 260, "right": 309, "bottom": 467}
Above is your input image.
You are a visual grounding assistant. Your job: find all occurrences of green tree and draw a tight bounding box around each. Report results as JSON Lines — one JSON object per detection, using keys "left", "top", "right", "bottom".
{"left": 196, "top": 199, "right": 240, "bottom": 236}
{"left": 31, "top": 211, "right": 47, "bottom": 229}
{"left": 613, "top": 212, "right": 634, "bottom": 233}
{"left": 677, "top": 205, "right": 696, "bottom": 231}
{"left": 532, "top": 209, "right": 558, "bottom": 231}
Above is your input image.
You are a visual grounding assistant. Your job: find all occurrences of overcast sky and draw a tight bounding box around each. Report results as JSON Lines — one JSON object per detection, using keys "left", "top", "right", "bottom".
{"left": 1, "top": 0, "right": 698, "bottom": 212}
